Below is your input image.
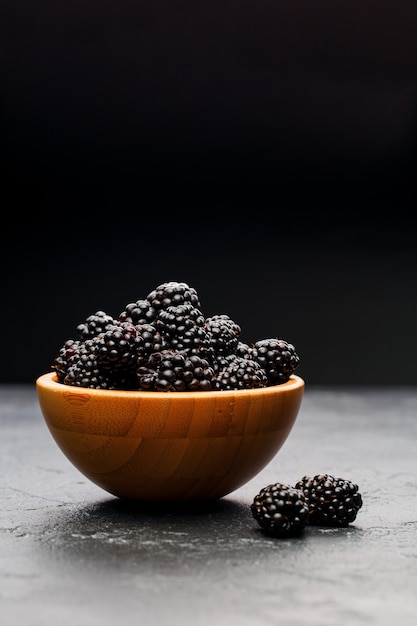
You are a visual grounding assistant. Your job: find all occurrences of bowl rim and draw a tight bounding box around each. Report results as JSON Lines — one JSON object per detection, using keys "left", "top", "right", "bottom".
{"left": 36, "top": 371, "right": 304, "bottom": 400}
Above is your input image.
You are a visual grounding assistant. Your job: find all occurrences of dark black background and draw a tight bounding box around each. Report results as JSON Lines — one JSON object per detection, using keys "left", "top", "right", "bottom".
{"left": 1, "top": 1, "right": 417, "bottom": 385}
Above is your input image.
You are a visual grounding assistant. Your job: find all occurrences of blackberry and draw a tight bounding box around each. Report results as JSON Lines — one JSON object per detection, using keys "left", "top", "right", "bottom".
{"left": 251, "top": 482, "right": 309, "bottom": 537}
{"left": 235, "top": 341, "right": 258, "bottom": 360}
{"left": 118, "top": 299, "right": 157, "bottom": 325}
{"left": 146, "top": 281, "right": 201, "bottom": 312}
{"left": 135, "top": 323, "right": 166, "bottom": 363}
{"left": 63, "top": 339, "right": 112, "bottom": 389}
{"left": 137, "top": 349, "right": 214, "bottom": 391}
{"left": 135, "top": 367, "right": 158, "bottom": 391}
{"left": 155, "top": 304, "right": 205, "bottom": 340}
{"left": 211, "top": 353, "right": 235, "bottom": 375}
{"left": 170, "top": 325, "right": 215, "bottom": 361}
{"left": 213, "top": 355, "right": 268, "bottom": 390}
{"left": 154, "top": 304, "right": 214, "bottom": 360}
{"left": 95, "top": 322, "right": 141, "bottom": 374}
{"left": 204, "top": 314, "right": 241, "bottom": 356}
{"left": 295, "top": 474, "right": 363, "bottom": 527}
{"left": 184, "top": 354, "right": 214, "bottom": 390}
{"left": 53, "top": 339, "right": 82, "bottom": 382}
{"left": 77, "top": 310, "right": 115, "bottom": 340}
{"left": 254, "top": 338, "right": 300, "bottom": 385}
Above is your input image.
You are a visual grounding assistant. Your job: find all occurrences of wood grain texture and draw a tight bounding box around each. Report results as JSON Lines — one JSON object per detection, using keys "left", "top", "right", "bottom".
{"left": 36, "top": 373, "right": 304, "bottom": 501}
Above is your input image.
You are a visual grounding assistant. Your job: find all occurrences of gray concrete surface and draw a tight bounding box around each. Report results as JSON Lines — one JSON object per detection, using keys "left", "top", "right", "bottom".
{"left": 1, "top": 385, "right": 417, "bottom": 626}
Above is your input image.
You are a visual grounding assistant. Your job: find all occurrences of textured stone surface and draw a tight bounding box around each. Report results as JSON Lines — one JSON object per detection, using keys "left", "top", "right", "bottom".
{"left": 1, "top": 385, "right": 417, "bottom": 625}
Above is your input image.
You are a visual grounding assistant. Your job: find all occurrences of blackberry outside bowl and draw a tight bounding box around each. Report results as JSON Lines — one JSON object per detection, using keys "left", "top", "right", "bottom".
{"left": 36, "top": 372, "right": 304, "bottom": 502}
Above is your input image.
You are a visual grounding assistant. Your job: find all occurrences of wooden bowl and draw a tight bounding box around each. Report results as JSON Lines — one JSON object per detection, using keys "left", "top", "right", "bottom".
{"left": 36, "top": 372, "right": 304, "bottom": 502}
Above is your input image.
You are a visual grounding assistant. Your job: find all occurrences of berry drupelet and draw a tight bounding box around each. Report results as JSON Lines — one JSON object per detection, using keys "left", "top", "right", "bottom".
{"left": 295, "top": 474, "right": 363, "bottom": 527}
{"left": 251, "top": 482, "right": 309, "bottom": 537}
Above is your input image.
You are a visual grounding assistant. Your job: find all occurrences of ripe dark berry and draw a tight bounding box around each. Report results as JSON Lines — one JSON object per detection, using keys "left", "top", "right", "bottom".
{"left": 146, "top": 281, "right": 201, "bottom": 312}
{"left": 155, "top": 303, "right": 205, "bottom": 339}
{"left": 95, "top": 322, "right": 140, "bottom": 373}
{"left": 213, "top": 355, "right": 268, "bottom": 390}
{"left": 251, "top": 482, "right": 309, "bottom": 537}
{"left": 154, "top": 304, "right": 214, "bottom": 361}
{"left": 235, "top": 341, "right": 258, "bottom": 360}
{"left": 135, "top": 323, "right": 166, "bottom": 362}
{"left": 205, "top": 314, "right": 241, "bottom": 356}
{"left": 63, "top": 339, "right": 112, "bottom": 389}
{"left": 77, "top": 311, "right": 115, "bottom": 340}
{"left": 295, "top": 474, "right": 363, "bottom": 527}
{"left": 118, "top": 299, "right": 157, "bottom": 325}
{"left": 254, "top": 338, "right": 300, "bottom": 384}
{"left": 137, "top": 350, "right": 214, "bottom": 392}
{"left": 53, "top": 339, "right": 82, "bottom": 382}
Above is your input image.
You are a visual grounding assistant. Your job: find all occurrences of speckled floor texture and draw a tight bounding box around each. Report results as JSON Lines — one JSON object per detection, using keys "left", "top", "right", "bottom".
{"left": 1, "top": 385, "right": 416, "bottom": 626}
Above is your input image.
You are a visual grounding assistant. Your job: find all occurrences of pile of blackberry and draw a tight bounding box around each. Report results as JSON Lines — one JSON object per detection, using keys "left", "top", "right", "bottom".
{"left": 52, "top": 280, "right": 300, "bottom": 391}
{"left": 251, "top": 474, "right": 363, "bottom": 537}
